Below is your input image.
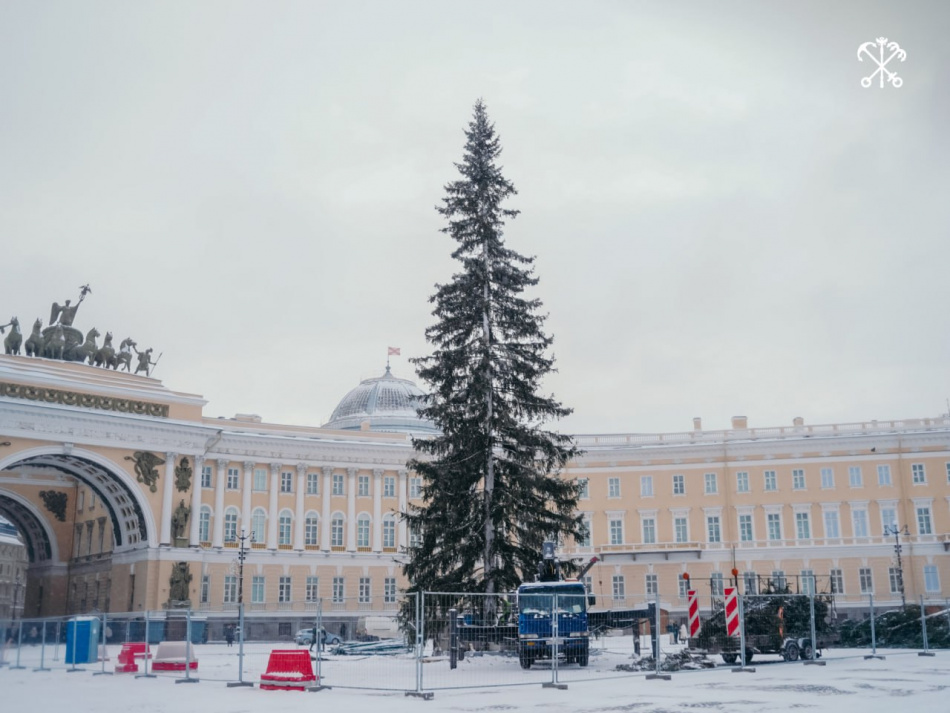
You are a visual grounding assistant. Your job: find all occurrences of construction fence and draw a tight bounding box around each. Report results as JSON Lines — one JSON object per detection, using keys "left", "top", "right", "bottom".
{"left": 1, "top": 587, "right": 947, "bottom": 693}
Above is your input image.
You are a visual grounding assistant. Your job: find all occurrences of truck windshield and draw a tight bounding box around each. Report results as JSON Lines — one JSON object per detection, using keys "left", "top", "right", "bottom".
{"left": 519, "top": 586, "right": 587, "bottom": 615}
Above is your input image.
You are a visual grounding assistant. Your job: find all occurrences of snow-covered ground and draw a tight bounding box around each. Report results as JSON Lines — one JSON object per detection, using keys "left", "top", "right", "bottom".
{"left": 1, "top": 640, "right": 946, "bottom": 712}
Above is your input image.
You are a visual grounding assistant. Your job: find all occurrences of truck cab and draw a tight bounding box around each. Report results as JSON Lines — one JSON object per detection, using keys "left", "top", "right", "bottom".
{"left": 517, "top": 580, "right": 590, "bottom": 669}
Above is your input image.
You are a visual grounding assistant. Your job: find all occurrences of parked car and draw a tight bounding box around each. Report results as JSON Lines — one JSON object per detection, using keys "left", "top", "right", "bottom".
{"left": 295, "top": 627, "right": 342, "bottom": 647}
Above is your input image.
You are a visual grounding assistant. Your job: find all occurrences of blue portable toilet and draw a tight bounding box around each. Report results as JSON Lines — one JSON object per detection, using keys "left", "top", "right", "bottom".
{"left": 66, "top": 616, "right": 101, "bottom": 664}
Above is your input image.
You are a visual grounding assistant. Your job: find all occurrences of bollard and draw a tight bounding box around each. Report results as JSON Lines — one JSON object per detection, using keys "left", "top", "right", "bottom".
{"left": 865, "top": 594, "right": 884, "bottom": 660}
{"left": 918, "top": 595, "right": 935, "bottom": 656}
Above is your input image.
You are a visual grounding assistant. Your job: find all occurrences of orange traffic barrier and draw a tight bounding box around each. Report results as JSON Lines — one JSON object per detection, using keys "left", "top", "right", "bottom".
{"left": 259, "top": 649, "right": 317, "bottom": 691}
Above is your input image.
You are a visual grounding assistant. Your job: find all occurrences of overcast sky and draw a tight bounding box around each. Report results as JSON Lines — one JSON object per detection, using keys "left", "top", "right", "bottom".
{"left": 1, "top": 1, "right": 948, "bottom": 435}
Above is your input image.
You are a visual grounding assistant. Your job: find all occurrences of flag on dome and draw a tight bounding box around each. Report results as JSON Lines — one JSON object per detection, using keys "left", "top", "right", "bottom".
{"left": 388, "top": 347, "right": 401, "bottom": 356}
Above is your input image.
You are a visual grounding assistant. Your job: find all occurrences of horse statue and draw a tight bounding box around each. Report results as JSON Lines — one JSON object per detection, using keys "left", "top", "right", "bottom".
{"left": 1, "top": 317, "right": 22, "bottom": 355}
{"left": 115, "top": 337, "right": 136, "bottom": 372}
{"left": 93, "top": 332, "right": 115, "bottom": 368}
{"left": 24, "top": 318, "right": 43, "bottom": 357}
{"left": 44, "top": 324, "right": 65, "bottom": 360}
{"left": 73, "top": 327, "right": 100, "bottom": 364}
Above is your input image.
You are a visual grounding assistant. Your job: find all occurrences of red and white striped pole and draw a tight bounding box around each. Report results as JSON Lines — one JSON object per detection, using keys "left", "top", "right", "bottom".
{"left": 724, "top": 587, "right": 740, "bottom": 637}
{"left": 687, "top": 590, "right": 700, "bottom": 638}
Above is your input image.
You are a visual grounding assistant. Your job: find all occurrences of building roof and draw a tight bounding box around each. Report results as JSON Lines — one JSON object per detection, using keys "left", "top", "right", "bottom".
{"left": 323, "top": 366, "right": 438, "bottom": 435}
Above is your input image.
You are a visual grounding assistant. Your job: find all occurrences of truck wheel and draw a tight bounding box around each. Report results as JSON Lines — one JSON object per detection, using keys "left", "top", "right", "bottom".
{"left": 578, "top": 648, "right": 589, "bottom": 667}
{"left": 519, "top": 651, "right": 532, "bottom": 669}
{"left": 721, "top": 653, "right": 737, "bottom": 665}
{"left": 785, "top": 642, "right": 800, "bottom": 662}
{"left": 802, "top": 642, "right": 814, "bottom": 661}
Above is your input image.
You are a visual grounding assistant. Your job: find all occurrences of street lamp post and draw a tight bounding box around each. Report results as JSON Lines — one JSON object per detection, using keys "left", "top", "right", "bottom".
{"left": 884, "top": 524, "right": 910, "bottom": 609}
{"left": 226, "top": 529, "right": 254, "bottom": 688}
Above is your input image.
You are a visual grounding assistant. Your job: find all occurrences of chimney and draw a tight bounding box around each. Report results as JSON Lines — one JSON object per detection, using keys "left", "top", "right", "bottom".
{"left": 793, "top": 416, "right": 804, "bottom": 427}
{"left": 731, "top": 415, "right": 748, "bottom": 429}
{"left": 693, "top": 417, "right": 702, "bottom": 431}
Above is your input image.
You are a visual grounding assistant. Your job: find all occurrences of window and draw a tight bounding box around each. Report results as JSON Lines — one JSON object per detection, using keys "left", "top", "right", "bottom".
{"left": 888, "top": 567, "right": 901, "bottom": 594}
{"left": 645, "top": 574, "right": 657, "bottom": 596}
{"left": 227, "top": 467, "right": 240, "bottom": 490}
{"left": 801, "top": 570, "right": 815, "bottom": 595}
{"left": 307, "top": 472, "right": 319, "bottom": 495}
{"left": 674, "top": 517, "right": 688, "bottom": 543}
{"left": 409, "top": 524, "right": 422, "bottom": 549}
{"left": 609, "top": 518, "right": 623, "bottom": 545}
{"left": 859, "top": 567, "right": 873, "bottom": 594}
{"left": 279, "top": 576, "right": 291, "bottom": 603}
{"left": 704, "top": 473, "right": 718, "bottom": 494}
{"left": 306, "top": 576, "right": 319, "bottom": 602}
{"left": 280, "top": 471, "right": 293, "bottom": 493}
{"left": 917, "top": 506, "right": 933, "bottom": 535}
{"left": 608, "top": 477, "right": 621, "bottom": 498}
{"left": 710, "top": 572, "right": 724, "bottom": 596}
{"left": 224, "top": 508, "right": 239, "bottom": 543}
{"left": 912, "top": 463, "right": 926, "bottom": 484}
{"left": 743, "top": 572, "right": 758, "bottom": 594}
{"left": 332, "top": 576, "right": 344, "bottom": 603}
{"left": 251, "top": 576, "right": 265, "bottom": 604}
{"left": 678, "top": 578, "right": 689, "bottom": 599}
{"left": 357, "top": 514, "right": 371, "bottom": 549}
{"left": 200, "top": 575, "right": 209, "bottom": 604}
{"left": 830, "top": 568, "right": 844, "bottom": 594}
{"left": 254, "top": 468, "right": 267, "bottom": 491}
{"left": 201, "top": 466, "right": 212, "bottom": 488}
{"left": 764, "top": 470, "right": 777, "bottom": 491}
{"left": 78, "top": 489, "right": 85, "bottom": 511}
{"left": 706, "top": 515, "right": 721, "bottom": 543}
{"left": 878, "top": 464, "right": 892, "bottom": 486}
{"left": 383, "top": 516, "right": 396, "bottom": 549}
{"left": 848, "top": 466, "right": 863, "bottom": 488}
{"left": 576, "top": 478, "right": 589, "bottom": 499}
{"left": 640, "top": 476, "right": 654, "bottom": 497}
{"left": 279, "top": 512, "right": 292, "bottom": 546}
{"left": 771, "top": 570, "right": 786, "bottom": 590}
{"left": 739, "top": 514, "right": 753, "bottom": 542}
{"left": 820, "top": 468, "right": 834, "bottom": 489}
{"left": 332, "top": 473, "right": 344, "bottom": 495}
{"left": 359, "top": 577, "right": 371, "bottom": 604}
{"left": 612, "top": 575, "right": 625, "bottom": 600}
{"left": 199, "top": 507, "right": 211, "bottom": 542}
{"left": 852, "top": 509, "right": 868, "bottom": 538}
{"left": 384, "top": 577, "right": 397, "bottom": 604}
{"left": 824, "top": 510, "right": 840, "bottom": 539}
{"left": 305, "top": 514, "right": 319, "bottom": 546}
{"left": 577, "top": 515, "right": 591, "bottom": 547}
{"left": 792, "top": 469, "right": 805, "bottom": 490}
{"left": 251, "top": 508, "right": 266, "bottom": 543}
{"left": 795, "top": 511, "right": 811, "bottom": 540}
{"left": 358, "top": 474, "right": 370, "bottom": 496}
{"left": 767, "top": 512, "right": 782, "bottom": 541}
{"left": 223, "top": 575, "right": 237, "bottom": 603}
{"left": 642, "top": 518, "right": 656, "bottom": 544}
{"left": 736, "top": 472, "right": 749, "bottom": 493}
{"left": 383, "top": 476, "right": 396, "bottom": 498}
{"left": 924, "top": 565, "right": 940, "bottom": 593}
{"left": 331, "top": 514, "right": 345, "bottom": 548}
{"left": 409, "top": 477, "right": 422, "bottom": 498}
{"left": 673, "top": 474, "right": 685, "bottom": 495}
{"left": 880, "top": 507, "right": 896, "bottom": 533}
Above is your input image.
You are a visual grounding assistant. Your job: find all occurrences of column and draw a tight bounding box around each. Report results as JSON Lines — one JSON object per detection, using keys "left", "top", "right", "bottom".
{"left": 268, "top": 463, "right": 280, "bottom": 550}
{"left": 242, "top": 461, "right": 254, "bottom": 534}
{"left": 398, "top": 469, "right": 408, "bottom": 548}
{"left": 160, "top": 452, "right": 176, "bottom": 545}
{"left": 189, "top": 455, "right": 204, "bottom": 546}
{"left": 294, "top": 464, "right": 306, "bottom": 550}
{"left": 372, "top": 469, "right": 383, "bottom": 552}
{"left": 346, "top": 467, "right": 357, "bottom": 552}
{"left": 212, "top": 459, "right": 227, "bottom": 548}
{"left": 321, "top": 466, "right": 332, "bottom": 551}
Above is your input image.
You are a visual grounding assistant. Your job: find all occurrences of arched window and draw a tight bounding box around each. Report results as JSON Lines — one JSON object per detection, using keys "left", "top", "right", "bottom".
{"left": 382, "top": 514, "right": 396, "bottom": 550}
{"left": 199, "top": 506, "right": 212, "bottom": 543}
{"left": 251, "top": 508, "right": 267, "bottom": 544}
{"left": 224, "top": 507, "right": 239, "bottom": 543}
{"left": 357, "top": 513, "right": 371, "bottom": 549}
{"left": 305, "top": 512, "right": 320, "bottom": 547}
{"left": 279, "top": 510, "right": 293, "bottom": 546}
{"left": 331, "top": 513, "right": 345, "bottom": 549}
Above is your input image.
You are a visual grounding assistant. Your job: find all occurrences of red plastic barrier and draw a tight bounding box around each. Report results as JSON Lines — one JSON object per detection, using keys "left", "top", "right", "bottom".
{"left": 115, "top": 642, "right": 151, "bottom": 674}
{"left": 260, "top": 649, "right": 317, "bottom": 691}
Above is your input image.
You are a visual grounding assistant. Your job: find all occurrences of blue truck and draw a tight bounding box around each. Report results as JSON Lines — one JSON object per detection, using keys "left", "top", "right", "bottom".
{"left": 517, "top": 579, "right": 592, "bottom": 668}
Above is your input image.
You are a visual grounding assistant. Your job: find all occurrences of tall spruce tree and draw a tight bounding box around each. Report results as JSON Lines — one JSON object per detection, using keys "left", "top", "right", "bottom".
{"left": 405, "top": 100, "right": 581, "bottom": 596}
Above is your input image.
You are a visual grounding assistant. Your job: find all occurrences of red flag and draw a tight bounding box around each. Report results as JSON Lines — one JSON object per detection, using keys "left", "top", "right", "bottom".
{"left": 388, "top": 347, "right": 401, "bottom": 356}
